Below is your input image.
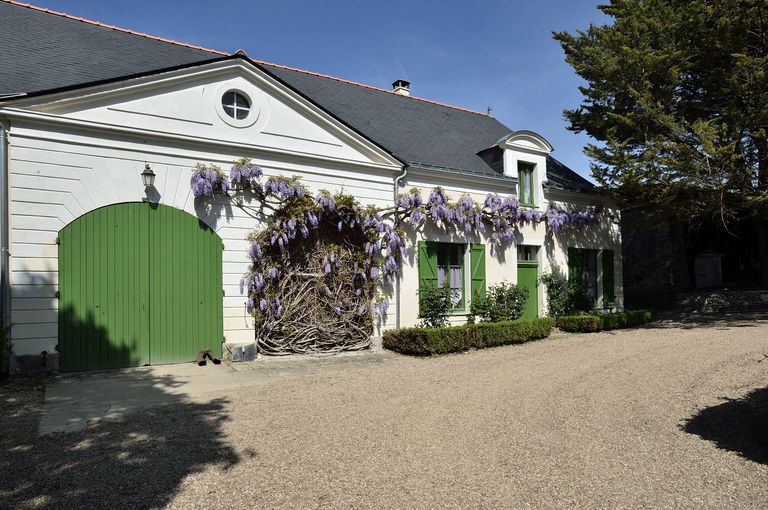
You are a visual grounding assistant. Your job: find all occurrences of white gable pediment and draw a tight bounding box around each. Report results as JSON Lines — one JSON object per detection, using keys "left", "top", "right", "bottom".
{"left": 7, "top": 60, "right": 400, "bottom": 168}
{"left": 497, "top": 130, "right": 554, "bottom": 155}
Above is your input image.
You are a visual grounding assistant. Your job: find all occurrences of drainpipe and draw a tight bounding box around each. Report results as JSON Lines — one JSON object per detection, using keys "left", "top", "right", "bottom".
{"left": 393, "top": 165, "right": 407, "bottom": 330}
{"left": 0, "top": 119, "right": 9, "bottom": 333}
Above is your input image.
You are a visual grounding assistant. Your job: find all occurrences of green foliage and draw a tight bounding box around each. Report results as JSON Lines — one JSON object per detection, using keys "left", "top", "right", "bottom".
{"left": 539, "top": 272, "right": 570, "bottom": 317}
{"left": 539, "top": 271, "right": 593, "bottom": 317}
{"left": 382, "top": 317, "right": 555, "bottom": 356}
{"left": 470, "top": 282, "right": 529, "bottom": 323}
{"left": 417, "top": 284, "right": 452, "bottom": 328}
{"left": 556, "top": 315, "right": 602, "bottom": 333}
{"left": 554, "top": 0, "right": 768, "bottom": 222}
{"left": 556, "top": 310, "right": 655, "bottom": 333}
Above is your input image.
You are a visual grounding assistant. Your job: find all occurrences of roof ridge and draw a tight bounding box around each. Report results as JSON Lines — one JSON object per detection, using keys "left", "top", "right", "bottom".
{"left": 253, "top": 59, "right": 489, "bottom": 116}
{"left": 2, "top": 0, "right": 229, "bottom": 56}
{"left": 4, "top": 0, "right": 489, "bottom": 117}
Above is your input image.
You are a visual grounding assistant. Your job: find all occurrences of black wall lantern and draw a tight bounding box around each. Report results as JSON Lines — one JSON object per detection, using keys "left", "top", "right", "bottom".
{"left": 141, "top": 163, "right": 156, "bottom": 187}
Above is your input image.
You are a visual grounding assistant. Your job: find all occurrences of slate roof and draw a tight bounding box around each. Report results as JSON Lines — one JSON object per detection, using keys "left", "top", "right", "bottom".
{"left": 0, "top": 1, "right": 220, "bottom": 97}
{"left": 0, "top": 0, "right": 597, "bottom": 194}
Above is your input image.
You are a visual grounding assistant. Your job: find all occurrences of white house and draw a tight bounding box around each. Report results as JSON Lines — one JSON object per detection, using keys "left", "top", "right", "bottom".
{"left": 0, "top": 0, "right": 622, "bottom": 372}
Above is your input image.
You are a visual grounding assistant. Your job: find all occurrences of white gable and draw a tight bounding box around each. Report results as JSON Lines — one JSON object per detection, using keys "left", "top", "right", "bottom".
{"left": 10, "top": 59, "right": 400, "bottom": 168}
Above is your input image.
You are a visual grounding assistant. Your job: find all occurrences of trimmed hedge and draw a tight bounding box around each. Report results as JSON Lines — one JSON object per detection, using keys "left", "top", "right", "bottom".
{"left": 382, "top": 317, "right": 555, "bottom": 356}
{"left": 556, "top": 309, "right": 655, "bottom": 333}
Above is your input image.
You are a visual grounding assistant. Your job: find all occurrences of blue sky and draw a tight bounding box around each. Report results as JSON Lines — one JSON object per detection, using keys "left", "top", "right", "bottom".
{"left": 40, "top": 0, "right": 609, "bottom": 181}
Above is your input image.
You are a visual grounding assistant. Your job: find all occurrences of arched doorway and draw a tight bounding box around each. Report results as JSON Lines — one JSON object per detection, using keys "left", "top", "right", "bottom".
{"left": 58, "top": 203, "right": 223, "bottom": 372}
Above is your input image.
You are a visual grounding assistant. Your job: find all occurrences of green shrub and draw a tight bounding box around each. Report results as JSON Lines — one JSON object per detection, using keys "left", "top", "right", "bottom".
{"left": 539, "top": 272, "right": 571, "bottom": 318}
{"left": 417, "top": 284, "right": 452, "bottom": 328}
{"left": 556, "top": 309, "right": 655, "bottom": 333}
{"left": 382, "top": 317, "right": 555, "bottom": 356}
{"left": 556, "top": 315, "right": 602, "bottom": 332}
{"left": 539, "top": 271, "right": 595, "bottom": 317}
{"left": 470, "top": 282, "right": 529, "bottom": 323}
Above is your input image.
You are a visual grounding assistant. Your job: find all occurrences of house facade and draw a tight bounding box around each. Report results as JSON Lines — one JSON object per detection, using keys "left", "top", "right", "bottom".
{"left": 0, "top": 0, "right": 622, "bottom": 372}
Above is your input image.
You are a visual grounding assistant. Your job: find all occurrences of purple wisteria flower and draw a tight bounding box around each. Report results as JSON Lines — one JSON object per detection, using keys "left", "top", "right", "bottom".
{"left": 396, "top": 189, "right": 423, "bottom": 209}
{"left": 409, "top": 209, "right": 425, "bottom": 224}
{"left": 316, "top": 192, "right": 336, "bottom": 210}
{"left": 427, "top": 187, "right": 447, "bottom": 207}
{"left": 458, "top": 194, "right": 474, "bottom": 212}
{"left": 229, "top": 158, "right": 263, "bottom": 188}
{"left": 264, "top": 177, "right": 305, "bottom": 200}
{"left": 484, "top": 194, "right": 503, "bottom": 211}
{"left": 248, "top": 241, "right": 263, "bottom": 261}
{"left": 190, "top": 164, "right": 228, "bottom": 198}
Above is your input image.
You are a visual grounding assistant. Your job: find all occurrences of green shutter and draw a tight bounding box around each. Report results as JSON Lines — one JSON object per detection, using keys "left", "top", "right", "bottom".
{"left": 602, "top": 249, "right": 615, "bottom": 307}
{"left": 568, "top": 247, "right": 584, "bottom": 284}
{"left": 470, "top": 243, "right": 486, "bottom": 304}
{"left": 529, "top": 168, "right": 536, "bottom": 206}
{"left": 418, "top": 241, "right": 439, "bottom": 289}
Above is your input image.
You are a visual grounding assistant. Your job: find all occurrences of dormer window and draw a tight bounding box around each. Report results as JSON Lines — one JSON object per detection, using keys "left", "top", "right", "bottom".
{"left": 519, "top": 162, "right": 536, "bottom": 206}
{"left": 494, "top": 131, "right": 553, "bottom": 206}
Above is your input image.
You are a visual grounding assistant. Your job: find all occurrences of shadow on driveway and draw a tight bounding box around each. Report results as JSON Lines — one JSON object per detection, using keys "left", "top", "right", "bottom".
{"left": 682, "top": 386, "right": 768, "bottom": 466}
{"left": 0, "top": 375, "right": 239, "bottom": 509}
{"left": 648, "top": 311, "right": 768, "bottom": 330}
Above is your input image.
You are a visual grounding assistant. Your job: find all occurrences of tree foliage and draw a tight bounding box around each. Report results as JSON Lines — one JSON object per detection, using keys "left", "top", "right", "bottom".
{"left": 554, "top": 0, "right": 768, "bottom": 222}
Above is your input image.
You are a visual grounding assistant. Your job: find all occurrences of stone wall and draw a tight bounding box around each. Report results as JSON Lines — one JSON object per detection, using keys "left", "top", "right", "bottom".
{"left": 621, "top": 206, "right": 688, "bottom": 309}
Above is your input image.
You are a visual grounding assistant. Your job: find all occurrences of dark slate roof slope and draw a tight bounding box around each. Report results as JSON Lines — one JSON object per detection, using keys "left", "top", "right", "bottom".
{"left": 259, "top": 63, "right": 597, "bottom": 193}
{"left": 260, "top": 62, "right": 511, "bottom": 177}
{"left": 545, "top": 156, "right": 597, "bottom": 193}
{"left": 0, "top": 0, "right": 221, "bottom": 96}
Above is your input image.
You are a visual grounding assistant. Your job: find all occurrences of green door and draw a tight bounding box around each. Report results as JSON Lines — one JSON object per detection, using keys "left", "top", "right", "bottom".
{"left": 148, "top": 205, "right": 223, "bottom": 365}
{"left": 517, "top": 245, "right": 539, "bottom": 319}
{"left": 59, "top": 203, "right": 222, "bottom": 372}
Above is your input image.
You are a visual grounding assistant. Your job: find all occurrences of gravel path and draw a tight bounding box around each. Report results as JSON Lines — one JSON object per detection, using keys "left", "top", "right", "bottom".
{"left": 2, "top": 319, "right": 767, "bottom": 509}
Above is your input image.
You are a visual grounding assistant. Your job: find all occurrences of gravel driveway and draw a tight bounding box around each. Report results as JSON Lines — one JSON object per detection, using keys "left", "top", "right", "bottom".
{"left": 2, "top": 318, "right": 767, "bottom": 509}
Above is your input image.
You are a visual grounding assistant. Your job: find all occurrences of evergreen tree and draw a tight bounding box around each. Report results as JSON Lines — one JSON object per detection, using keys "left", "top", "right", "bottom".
{"left": 555, "top": 0, "right": 768, "bottom": 284}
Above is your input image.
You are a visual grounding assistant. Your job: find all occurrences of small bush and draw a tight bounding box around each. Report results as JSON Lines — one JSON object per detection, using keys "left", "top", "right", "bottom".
{"left": 382, "top": 317, "right": 555, "bottom": 356}
{"left": 539, "top": 271, "right": 594, "bottom": 317}
{"left": 556, "top": 309, "right": 655, "bottom": 333}
{"left": 556, "top": 315, "right": 602, "bottom": 332}
{"left": 539, "top": 272, "right": 571, "bottom": 318}
{"left": 470, "top": 282, "right": 529, "bottom": 323}
{"left": 418, "top": 284, "right": 452, "bottom": 328}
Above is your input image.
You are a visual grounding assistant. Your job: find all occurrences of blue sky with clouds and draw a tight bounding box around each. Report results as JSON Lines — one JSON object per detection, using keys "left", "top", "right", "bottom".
{"left": 40, "top": 0, "right": 610, "bottom": 180}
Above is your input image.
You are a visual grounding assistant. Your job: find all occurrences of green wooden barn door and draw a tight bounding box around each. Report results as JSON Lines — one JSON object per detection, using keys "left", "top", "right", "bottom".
{"left": 59, "top": 203, "right": 151, "bottom": 372}
{"left": 59, "top": 203, "right": 222, "bottom": 372}
{"left": 148, "top": 205, "right": 223, "bottom": 364}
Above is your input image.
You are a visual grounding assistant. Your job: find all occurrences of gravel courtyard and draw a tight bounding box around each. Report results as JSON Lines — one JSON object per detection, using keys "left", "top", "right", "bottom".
{"left": 2, "top": 318, "right": 767, "bottom": 509}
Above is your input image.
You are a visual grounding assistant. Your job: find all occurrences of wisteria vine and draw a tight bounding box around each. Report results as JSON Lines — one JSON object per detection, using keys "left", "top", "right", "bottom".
{"left": 190, "top": 158, "right": 610, "bottom": 354}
